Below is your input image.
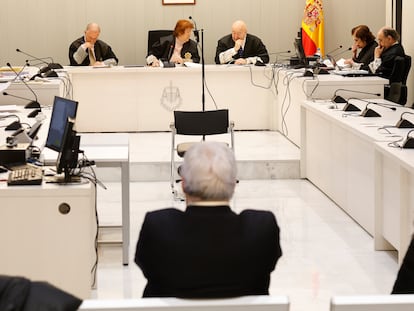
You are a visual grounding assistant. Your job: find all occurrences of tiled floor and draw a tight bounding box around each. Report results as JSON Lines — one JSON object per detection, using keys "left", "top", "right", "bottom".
{"left": 92, "top": 131, "right": 399, "bottom": 311}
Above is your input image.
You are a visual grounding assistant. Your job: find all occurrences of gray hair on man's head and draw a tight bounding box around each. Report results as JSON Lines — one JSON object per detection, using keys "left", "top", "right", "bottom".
{"left": 181, "top": 141, "right": 237, "bottom": 201}
{"left": 381, "top": 27, "right": 400, "bottom": 42}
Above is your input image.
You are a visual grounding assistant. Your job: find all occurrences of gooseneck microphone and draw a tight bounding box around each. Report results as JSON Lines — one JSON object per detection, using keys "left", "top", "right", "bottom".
{"left": 6, "top": 63, "right": 28, "bottom": 83}
{"left": 189, "top": 16, "right": 199, "bottom": 43}
{"left": 2, "top": 91, "right": 40, "bottom": 117}
{"left": 332, "top": 88, "right": 381, "bottom": 103}
{"left": 167, "top": 44, "right": 174, "bottom": 60}
{"left": 342, "top": 97, "right": 363, "bottom": 112}
{"left": 25, "top": 57, "right": 53, "bottom": 68}
{"left": 401, "top": 129, "right": 414, "bottom": 148}
{"left": 17, "top": 48, "right": 50, "bottom": 75}
{"left": 331, "top": 47, "right": 352, "bottom": 58}
{"left": 267, "top": 50, "right": 291, "bottom": 55}
{"left": 3, "top": 91, "right": 35, "bottom": 102}
{"left": 395, "top": 111, "right": 414, "bottom": 128}
{"left": 16, "top": 48, "right": 62, "bottom": 69}
{"left": 17, "top": 48, "right": 48, "bottom": 66}
{"left": 255, "top": 50, "right": 291, "bottom": 65}
{"left": 325, "top": 45, "right": 343, "bottom": 56}
{"left": 6, "top": 63, "right": 40, "bottom": 109}
{"left": 4, "top": 63, "right": 41, "bottom": 117}
{"left": 16, "top": 48, "right": 60, "bottom": 78}
{"left": 161, "top": 45, "right": 176, "bottom": 68}
{"left": 0, "top": 114, "right": 22, "bottom": 131}
{"left": 360, "top": 102, "right": 397, "bottom": 118}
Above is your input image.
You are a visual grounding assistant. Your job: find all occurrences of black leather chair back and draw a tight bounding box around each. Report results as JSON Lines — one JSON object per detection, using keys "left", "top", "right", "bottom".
{"left": 389, "top": 56, "right": 406, "bottom": 84}
{"left": 402, "top": 55, "right": 411, "bottom": 85}
{"left": 174, "top": 110, "right": 230, "bottom": 136}
{"left": 386, "top": 55, "right": 411, "bottom": 105}
{"left": 147, "top": 30, "right": 173, "bottom": 55}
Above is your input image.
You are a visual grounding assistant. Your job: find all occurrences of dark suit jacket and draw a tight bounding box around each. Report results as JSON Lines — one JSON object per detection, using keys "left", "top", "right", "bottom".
{"left": 392, "top": 237, "right": 414, "bottom": 294}
{"left": 0, "top": 275, "right": 82, "bottom": 310}
{"left": 374, "top": 43, "right": 405, "bottom": 79}
{"left": 135, "top": 205, "right": 282, "bottom": 298}
{"left": 69, "top": 36, "right": 118, "bottom": 66}
{"left": 353, "top": 40, "right": 377, "bottom": 71}
{"left": 215, "top": 33, "right": 269, "bottom": 64}
{"left": 148, "top": 35, "right": 200, "bottom": 63}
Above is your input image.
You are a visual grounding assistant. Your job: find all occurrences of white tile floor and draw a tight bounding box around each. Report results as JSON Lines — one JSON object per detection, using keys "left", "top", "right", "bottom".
{"left": 92, "top": 132, "right": 399, "bottom": 311}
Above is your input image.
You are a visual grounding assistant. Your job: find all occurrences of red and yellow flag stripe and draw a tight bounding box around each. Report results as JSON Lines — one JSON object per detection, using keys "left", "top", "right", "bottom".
{"left": 301, "top": 0, "right": 325, "bottom": 57}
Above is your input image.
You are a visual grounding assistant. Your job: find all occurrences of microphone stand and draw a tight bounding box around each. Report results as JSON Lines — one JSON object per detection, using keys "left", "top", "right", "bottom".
{"left": 189, "top": 16, "right": 204, "bottom": 111}
{"left": 201, "top": 29, "right": 205, "bottom": 112}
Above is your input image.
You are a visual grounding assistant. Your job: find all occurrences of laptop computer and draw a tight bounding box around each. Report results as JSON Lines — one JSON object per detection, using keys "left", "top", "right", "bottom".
{"left": 327, "top": 54, "right": 371, "bottom": 77}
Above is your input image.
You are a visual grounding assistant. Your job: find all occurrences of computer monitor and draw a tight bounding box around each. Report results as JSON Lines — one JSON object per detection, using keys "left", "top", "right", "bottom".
{"left": 45, "top": 96, "right": 78, "bottom": 152}
{"left": 56, "top": 118, "right": 81, "bottom": 182}
{"left": 293, "top": 37, "right": 308, "bottom": 67}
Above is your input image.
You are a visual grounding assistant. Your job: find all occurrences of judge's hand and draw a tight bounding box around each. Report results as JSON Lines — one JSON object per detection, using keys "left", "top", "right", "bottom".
{"left": 351, "top": 43, "right": 358, "bottom": 54}
{"left": 170, "top": 55, "right": 183, "bottom": 64}
{"left": 83, "top": 42, "right": 94, "bottom": 50}
{"left": 150, "top": 59, "right": 160, "bottom": 67}
{"left": 375, "top": 45, "right": 384, "bottom": 58}
{"left": 234, "top": 58, "right": 247, "bottom": 65}
{"left": 344, "top": 58, "right": 354, "bottom": 65}
{"left": 234, "top": 39, "right": 243, "bottom": 52}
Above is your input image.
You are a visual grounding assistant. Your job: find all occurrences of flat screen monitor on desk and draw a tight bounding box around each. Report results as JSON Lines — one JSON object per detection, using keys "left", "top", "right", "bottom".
{"left": 56, "top": 118, "right": 81, "bottom": 182}
{"left": 293, "top": 37, "right": 308, "bottom": 68}
{"left": 45, "top": 96, "right": 78, "bottom": 152}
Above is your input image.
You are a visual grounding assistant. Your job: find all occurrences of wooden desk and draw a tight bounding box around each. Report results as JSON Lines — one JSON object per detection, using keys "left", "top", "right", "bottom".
{"left": 276, "top": 69, "right": 387, "bottom": 147}
{"left": 301, "top": 99, "right": 414, "bottom": 262}
{"left": 42, "top": 133, "right": 131, "bottom": 266}
{"left": 79, "top": 295, "right": 290, "bottom": 311}
{"left": 1, "top": 109, "right": 131, "bottom": 266}
{"left": 67, "top": 65, "right": 276, "bottom": 132}
{"left": 331, "top": 295, "right": 414, "bottom": 311}
{"left": 0, "top": 79, "right": 64, "bottom": 107}
{"left": 0, "top": 180, "right": 96, "bottom": 299}
{"left": 374, "top": 140, "right": 414, "bottom": 262}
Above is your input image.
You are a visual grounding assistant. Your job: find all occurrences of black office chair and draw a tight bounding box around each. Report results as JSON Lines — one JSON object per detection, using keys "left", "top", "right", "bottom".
{"left": 170, "top": 109, "right": 235, "bottom": 199}
{"left": 147, "top": 30, "right": 173, "bottom": 55}
{"left": 385, "top": 55, "right": 411, "bottom": 105}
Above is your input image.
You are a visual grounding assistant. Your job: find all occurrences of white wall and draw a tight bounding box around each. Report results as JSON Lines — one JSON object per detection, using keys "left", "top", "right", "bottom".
{"left": 0, "top": 0, "right": 385, "bottom": 66}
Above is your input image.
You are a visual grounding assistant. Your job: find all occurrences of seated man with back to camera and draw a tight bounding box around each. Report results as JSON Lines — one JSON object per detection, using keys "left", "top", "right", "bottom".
{"left": 69, "top": 22, "right": 118, "bottom": 66}
{"left": 368, "top": 26, "right": 405, "bottom": 79}
{"left": 146, "top": 19, "right": 200, "bottom": 67}
{"left": 135, "top": 141, "right": 282, "bottom": 298}
{"left": 215, "top": 20, "right": 269, "bottom": 65}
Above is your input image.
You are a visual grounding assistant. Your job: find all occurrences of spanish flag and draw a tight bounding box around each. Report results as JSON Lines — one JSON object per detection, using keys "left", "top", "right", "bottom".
{"left": 301, "top": 0, "right": 325, "bottom": 56}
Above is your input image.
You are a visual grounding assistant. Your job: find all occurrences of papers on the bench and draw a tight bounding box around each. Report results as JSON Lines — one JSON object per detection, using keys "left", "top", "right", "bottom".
{"left": 0, "top": 105, "right": 20, "bottom": 113}
{"left": 331, "top": 69, "right": 370, "bottom": 76}
{"left": 0, "top": 81, "right": 11, "bottom": 92}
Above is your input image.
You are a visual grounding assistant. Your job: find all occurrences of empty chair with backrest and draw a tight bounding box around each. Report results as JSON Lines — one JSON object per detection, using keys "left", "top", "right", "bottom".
{"left": 385, "top": 54, "right": 411, "bottom": 105}
{"left": 170, "top": 109, "right": 234, "bottom": 199}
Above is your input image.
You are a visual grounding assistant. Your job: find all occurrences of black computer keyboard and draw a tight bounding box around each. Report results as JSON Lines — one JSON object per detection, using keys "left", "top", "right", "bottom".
{"left": 7, "top": 164, "right": 43, "bottom": 186}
